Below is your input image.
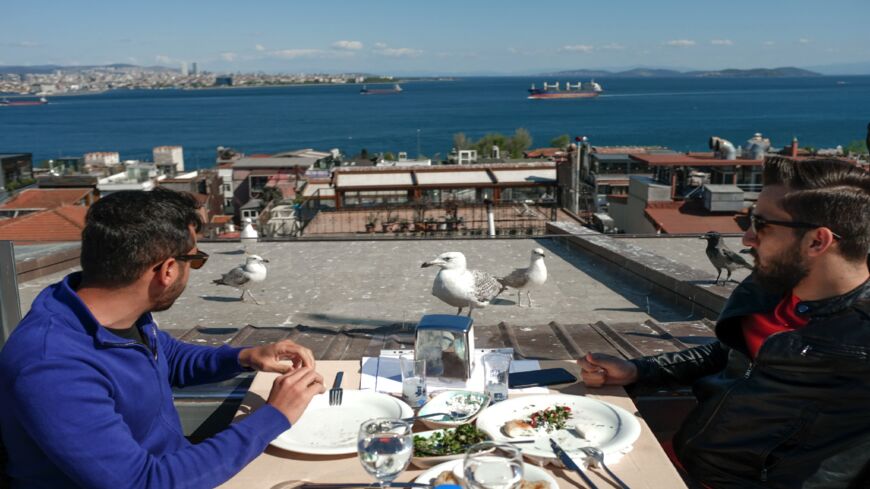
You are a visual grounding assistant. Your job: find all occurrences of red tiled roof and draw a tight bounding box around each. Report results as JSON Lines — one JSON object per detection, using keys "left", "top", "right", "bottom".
{"left": 0, "top": 205, "right": 88, "bottom": 243}
{"left": 524, "top": 148, "right": 563, "bottom": 158}
{"left": 593, "top": 146, "right": 666, "bottom": 154}
{"left": 644, "top": 200, "right": 744, "bottom": 234}
{"left": 630, "top": 154, "right": 763, "bottom": 167}
{"left": 0, "top": 188, "right": 92, "bottom": 210}
{"left": 211, "top": 215, "right": 233, "bottom": 224}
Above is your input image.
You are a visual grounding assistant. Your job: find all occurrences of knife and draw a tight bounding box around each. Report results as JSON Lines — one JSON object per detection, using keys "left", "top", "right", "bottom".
{"left": 549, "top": 438, "right": 599, "bottom": 489}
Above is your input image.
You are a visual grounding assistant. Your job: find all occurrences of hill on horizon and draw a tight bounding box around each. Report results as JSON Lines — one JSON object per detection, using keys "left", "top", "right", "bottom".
{"left": 545, "top": 66, "right": 822, "bottom": 78}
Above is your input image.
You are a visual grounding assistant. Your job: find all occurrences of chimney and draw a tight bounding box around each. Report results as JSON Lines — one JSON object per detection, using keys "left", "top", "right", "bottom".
{"left": 790, "top": 137, "right": 799, "bottom": 158}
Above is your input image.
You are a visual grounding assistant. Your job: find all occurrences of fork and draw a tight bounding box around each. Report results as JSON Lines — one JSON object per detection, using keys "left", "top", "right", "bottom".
{"left": 400, "top": 412, "right": 453, "bottom": 423}
{"left": 329, "top": 371, "right": 344, "bottom": 406}
{"left": 580, "top": 446, "right": 630, "bottom": 489}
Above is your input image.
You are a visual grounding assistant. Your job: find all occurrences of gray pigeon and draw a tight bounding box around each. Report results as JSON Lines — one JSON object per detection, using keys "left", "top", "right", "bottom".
{"left": 213, "top": 254, "right": 269, "bottom": 304}
{"left": 699, "top": 231, "right": 752, "bottom": 285}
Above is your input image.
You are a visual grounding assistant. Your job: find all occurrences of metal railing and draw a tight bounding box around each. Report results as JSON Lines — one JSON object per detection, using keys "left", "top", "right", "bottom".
{"left": 294, "top": 194, "right": 558, "bottom": 237}
{"left": 0, "top": 241, "right": 21, "bottom": 349}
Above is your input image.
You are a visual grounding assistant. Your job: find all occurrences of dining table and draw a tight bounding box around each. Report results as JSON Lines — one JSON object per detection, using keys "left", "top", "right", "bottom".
{"left": 218, "top": 360, "right": 687, "bottom": 489}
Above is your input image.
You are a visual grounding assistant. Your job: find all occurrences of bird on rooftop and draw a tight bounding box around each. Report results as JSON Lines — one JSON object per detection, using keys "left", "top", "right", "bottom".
{"left": 421, "top": 251, "right": 505, "bottom": 317}
{"left": 240, "top": 217, "right": 258, "bottom": 252}
{"left": 213, "top": 254, "right": 269, "bottom": 304}
{"left": 699, "top": 231, "right": 752, "bottom": 285}
{"left": 497, "top": 248, "right": 548, "bottom": 307}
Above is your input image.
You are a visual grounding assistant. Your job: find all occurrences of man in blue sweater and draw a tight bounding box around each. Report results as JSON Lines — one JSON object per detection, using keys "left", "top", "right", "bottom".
{"left": 0, "top": 188, "right": 326, "bottom": 488}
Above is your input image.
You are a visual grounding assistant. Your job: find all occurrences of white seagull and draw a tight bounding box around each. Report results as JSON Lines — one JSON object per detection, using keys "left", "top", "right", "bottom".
{"left": 498, "top": 248, "right": 548, "bottom": 307}
{"left": 421, "top": 251, "right": 505, "bottom": 317}
{"left": 213, "top": 254, "right": 269, "bottom": 304}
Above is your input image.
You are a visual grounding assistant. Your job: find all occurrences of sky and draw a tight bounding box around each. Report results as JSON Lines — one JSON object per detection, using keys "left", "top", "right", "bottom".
{"left": 2, "top": 0, "right": 870, "bottom": 75}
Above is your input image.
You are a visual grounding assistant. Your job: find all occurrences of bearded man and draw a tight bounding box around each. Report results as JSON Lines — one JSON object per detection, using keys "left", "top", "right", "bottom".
{"left": 579, "top": 158, "right": 870, "bottom": 488}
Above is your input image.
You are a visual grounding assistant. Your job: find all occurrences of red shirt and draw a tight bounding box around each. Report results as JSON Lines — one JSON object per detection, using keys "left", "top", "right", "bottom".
{"left": 742, "top": 292, "right": 810, "bottom": 358}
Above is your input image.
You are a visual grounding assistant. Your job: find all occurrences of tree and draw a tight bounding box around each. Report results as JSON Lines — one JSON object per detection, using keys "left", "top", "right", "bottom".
{"left": 550, "top": 134, "right": 570, "bottom": 149}
{"left": 845, "top": 139, "right": 869, "bottom": 155}
{"left": 474, "top": 132, "right": 509, "bottom": 158}
{"left": 507, "top": 128, "right": 533, "bottom": 158}
{"left": 453, "top": 133, "right": 470, "bottom": 151}
{"left": 383, "top": 151, "right": 396, "bottom": 161}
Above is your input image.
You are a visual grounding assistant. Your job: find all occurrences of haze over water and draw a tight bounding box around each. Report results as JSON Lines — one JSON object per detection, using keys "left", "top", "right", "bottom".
{"left": 2, "top": 76, "right": 868, "bottom": 168}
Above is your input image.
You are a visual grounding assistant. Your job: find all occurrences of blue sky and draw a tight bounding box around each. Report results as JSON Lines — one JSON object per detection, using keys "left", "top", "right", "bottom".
{"left": 3, "top": 0, "right": 869, "bottom": 74}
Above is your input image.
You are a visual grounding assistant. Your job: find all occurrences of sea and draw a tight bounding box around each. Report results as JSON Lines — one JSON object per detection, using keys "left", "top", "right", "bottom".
{"left": 2, "top": 76, "right": 869, "bottom": 169}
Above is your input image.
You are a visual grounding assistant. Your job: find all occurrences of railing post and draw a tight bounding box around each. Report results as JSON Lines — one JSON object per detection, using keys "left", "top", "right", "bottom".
{"left": 0, "top": 240, "right": 22, "bottom": 349}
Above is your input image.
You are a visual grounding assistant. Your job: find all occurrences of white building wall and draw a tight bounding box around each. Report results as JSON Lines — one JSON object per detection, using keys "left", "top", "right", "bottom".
{"left": 153, "top": 146, "right": 185, "bottom": 172}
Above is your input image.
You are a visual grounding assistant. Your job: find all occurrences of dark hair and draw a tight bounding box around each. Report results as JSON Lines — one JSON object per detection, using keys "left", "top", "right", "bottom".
{"left": 80, "top": 187, "right": 203, "bottom": 287}
{"left": 763, "top": 157, "right": 870, "bottom": 261}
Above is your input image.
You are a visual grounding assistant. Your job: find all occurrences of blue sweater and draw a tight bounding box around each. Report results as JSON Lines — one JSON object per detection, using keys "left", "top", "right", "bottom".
{"left": 0, "top": 273, "right": 291, "bottom": 488}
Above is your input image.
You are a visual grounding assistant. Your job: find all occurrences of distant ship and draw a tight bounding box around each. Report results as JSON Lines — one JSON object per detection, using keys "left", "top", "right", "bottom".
{"left": 360, "top": 84, "right": 402, "bottom": 95}
{"left": 527, "top": 81, "right": 602, "bottom": 99}
{"left": 0, "top": 97, "right": 49, "bottom": 106}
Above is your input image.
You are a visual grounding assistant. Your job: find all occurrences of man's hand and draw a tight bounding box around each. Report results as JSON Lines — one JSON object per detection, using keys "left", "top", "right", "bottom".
{"left": 266, "top": 367, "right": 325, "bottom": 424}
{"left": 239, "top": 339, "right": 315, "bottom": 373}
{"left": 578, "top": 353, "right": 639, "bottom": 387}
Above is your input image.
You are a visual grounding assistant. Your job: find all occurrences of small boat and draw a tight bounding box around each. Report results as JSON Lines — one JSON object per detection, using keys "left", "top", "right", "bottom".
{"left": 0, "top": 97, "right": 49, "bottom": 106}
{"left": 527, "top": 81, "right": 602, "bottom": 100}
{"left": 360, "top": 84, "right": 402, "bottom": 95}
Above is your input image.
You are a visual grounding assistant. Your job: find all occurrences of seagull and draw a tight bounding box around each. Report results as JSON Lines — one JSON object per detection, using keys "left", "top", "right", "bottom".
{"left": 213, "top": 254, "right": 269, "bottom": 304}
{"left": 497, "top": 248, "right": 548, "bottom": 307}
{"left": 699, "top": 231, "right": 752, "bottom": 285}
{"left": 240, "top": 218, "right": 258, "bottom": 251}
{"left": 421, "top": 251, "right": 505, "bottom": 317}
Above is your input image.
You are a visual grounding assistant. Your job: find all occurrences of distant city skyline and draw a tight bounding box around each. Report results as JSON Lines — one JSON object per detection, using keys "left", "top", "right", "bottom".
{"left": 3, "top": 0, "right": 870, "bottom": 75}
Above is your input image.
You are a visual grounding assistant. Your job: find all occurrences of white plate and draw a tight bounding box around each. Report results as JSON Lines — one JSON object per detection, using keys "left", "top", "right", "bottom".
{"left": 418, "top": 390, "right": 491, "bottom": 429}
{"left": 270, "top": 390, "right": 413, "bottom": 455}
{"left": 475, "top": 394, "right": 640, "bottom": 463}
{"left": 414, "top": 458, "right": 558, "bottom": 489}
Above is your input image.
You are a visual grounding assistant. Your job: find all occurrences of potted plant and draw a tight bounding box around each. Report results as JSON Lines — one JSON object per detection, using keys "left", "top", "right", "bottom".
{"left": 398, "top": 218, "right": 410, "bottom": 232}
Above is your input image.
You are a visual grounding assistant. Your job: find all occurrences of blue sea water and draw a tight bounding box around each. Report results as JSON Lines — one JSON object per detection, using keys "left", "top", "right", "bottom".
{"left": 1, "top": 76, "right": 868, "bottom": 169}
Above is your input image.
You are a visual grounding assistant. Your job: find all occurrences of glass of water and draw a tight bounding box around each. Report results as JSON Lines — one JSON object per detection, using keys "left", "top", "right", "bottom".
{"left": 357, "top": 418, "right": 414, "bottom": 488}
{"left": 463, "top": 441, "right": 524, "bottom": 489}
{"left": 400, "top": 354, "right": 427, "bottom": 408}
{"left": 482, "top": 352, "right": 511, "bottom": 403}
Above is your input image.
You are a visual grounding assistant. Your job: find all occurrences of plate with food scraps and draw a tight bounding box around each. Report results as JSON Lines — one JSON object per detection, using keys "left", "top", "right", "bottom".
{"left": 411, "top": 424, "right": 491, "bottom": 468}
{"left": 475, "top": 394, "right": 640, "bottom": 464}
{"left": 271, "top": 389, "right": 413, "bottom": 455}
{"left": 414, "top": 458, "right": 558, "bottom": 489}
{"left": 418, "top": 390, "right": 490, "bottom": 429}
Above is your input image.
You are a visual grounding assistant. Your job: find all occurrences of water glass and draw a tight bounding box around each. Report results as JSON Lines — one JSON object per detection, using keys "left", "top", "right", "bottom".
{"left": 482, "top": 352, "right": 511, "bottom": 403}
{"left": 357, "top": 418, "right": 413, "bottom": 488}
{"left": 400, "top": 354, "right": 427, "bottom": 407}
{"left": 463, "top": 442, "right": 524, "bottom": 489}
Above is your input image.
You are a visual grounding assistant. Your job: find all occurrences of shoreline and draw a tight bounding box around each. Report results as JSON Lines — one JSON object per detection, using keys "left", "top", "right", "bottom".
{"left": 0, "top": 78, "right": 455, "bottom": 98}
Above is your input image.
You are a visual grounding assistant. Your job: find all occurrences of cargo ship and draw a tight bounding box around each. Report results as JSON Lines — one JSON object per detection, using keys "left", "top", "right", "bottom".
{"left": 0, "top": 97, "right": 49, "bottom": 106}
{"left": 360, "top": 84, "right": 402, "bottom": 95}
{"left": 527, "top": 81, "right": 602, "bottom": 99}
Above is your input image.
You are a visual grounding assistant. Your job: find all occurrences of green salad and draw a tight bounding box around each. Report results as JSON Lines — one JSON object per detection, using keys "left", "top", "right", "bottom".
{"left": 412, "top": 423, "right": 489, "bottom": 456}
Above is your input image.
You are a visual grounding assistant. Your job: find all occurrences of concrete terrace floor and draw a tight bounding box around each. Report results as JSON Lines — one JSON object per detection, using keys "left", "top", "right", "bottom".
{"left": 17, "top": 238, "right": 701, "bottom": 332}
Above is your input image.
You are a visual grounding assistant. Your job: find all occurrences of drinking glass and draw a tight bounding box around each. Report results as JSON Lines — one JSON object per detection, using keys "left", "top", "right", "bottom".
{"left": 463, "top": 441, "right": 524, "bottom": 489}
{"left": 357, "top": 418, "right": 414, "bottom": 488}
{"left": 482, "top": 352, "right": 512, "bottom": 403}
{"left": 400, "top": 354, "right": 427, "bottom": 408}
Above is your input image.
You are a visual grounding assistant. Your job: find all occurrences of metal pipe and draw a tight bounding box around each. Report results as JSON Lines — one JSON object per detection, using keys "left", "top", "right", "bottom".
{"left": 0, "top": 240, "right": 22, "bottom": 348}
{"left": 485, "top": 199, "right": 495, "bottom": 237}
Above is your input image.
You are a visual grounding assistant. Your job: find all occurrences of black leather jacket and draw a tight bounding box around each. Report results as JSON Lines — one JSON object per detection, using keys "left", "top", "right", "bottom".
{"left": 632, "top": 275, "right": 870, "bottom": 489}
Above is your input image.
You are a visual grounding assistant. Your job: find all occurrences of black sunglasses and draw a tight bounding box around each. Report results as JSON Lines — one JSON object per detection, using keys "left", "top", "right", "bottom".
{"left": 735, "top": 210, "right": 842, "bottom": 240}
{"left": 174, "top": 249, "right": 209, "bottom": 269}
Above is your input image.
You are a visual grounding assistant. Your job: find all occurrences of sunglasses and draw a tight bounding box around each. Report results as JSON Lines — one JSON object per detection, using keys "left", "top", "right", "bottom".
{"left": 735, "top": 210, "right": 842, "bottom": 240}
{"left": 174, "top": 249, "right": 210, "bottom": 269}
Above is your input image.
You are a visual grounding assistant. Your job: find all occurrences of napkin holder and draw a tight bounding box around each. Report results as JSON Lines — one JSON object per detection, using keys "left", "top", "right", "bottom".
{"left": 414, "top": 314, "right": 475, "bottom": 381}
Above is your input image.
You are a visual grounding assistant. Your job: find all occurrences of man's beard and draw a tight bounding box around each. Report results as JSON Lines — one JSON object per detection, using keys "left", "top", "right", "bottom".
{"left": 152, "top": 277, "right": 186, "bottom": 312}
{"left": 750, "top": 244, "right": 810, "bottom": 295}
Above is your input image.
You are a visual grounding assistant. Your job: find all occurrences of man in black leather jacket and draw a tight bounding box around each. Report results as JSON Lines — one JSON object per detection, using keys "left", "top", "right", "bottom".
{"left": 579, "top": 157, "right": 870, "bottom": 488}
